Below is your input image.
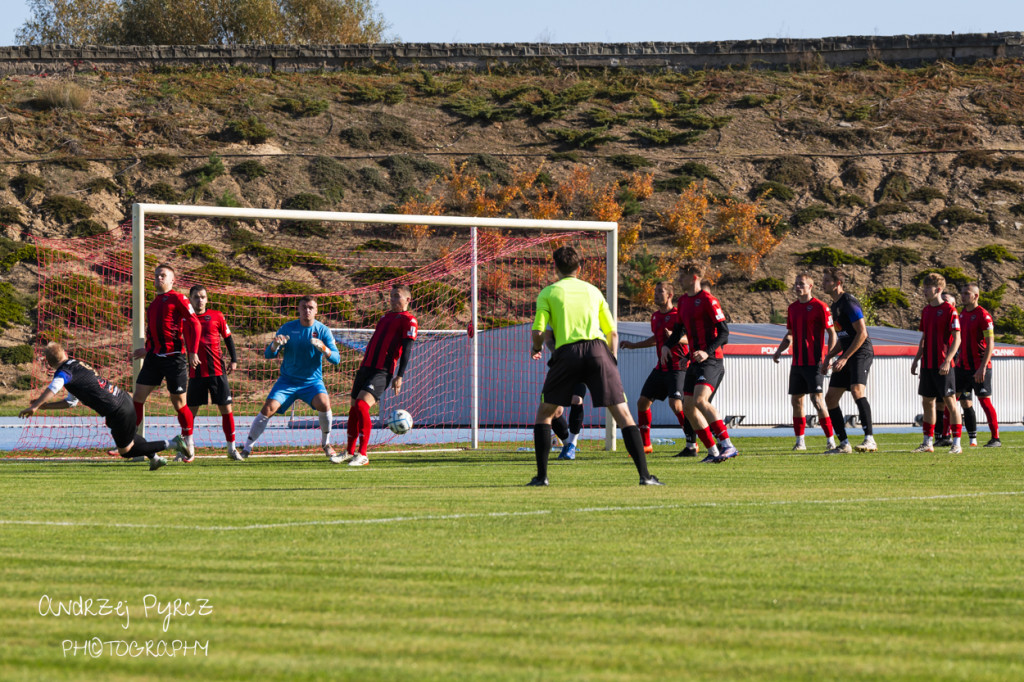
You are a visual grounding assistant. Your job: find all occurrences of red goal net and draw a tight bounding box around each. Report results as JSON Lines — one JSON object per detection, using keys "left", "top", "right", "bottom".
{"left": 23, "top": 217, "right": 609, "bottom": 454}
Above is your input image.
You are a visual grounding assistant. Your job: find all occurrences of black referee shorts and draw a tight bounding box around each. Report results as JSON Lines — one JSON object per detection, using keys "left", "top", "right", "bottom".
{"left": 541, "top": 340, "right": 625, "bottom": 408}
{"left": 106, "top": 398, "right": 138, "bottom": 449}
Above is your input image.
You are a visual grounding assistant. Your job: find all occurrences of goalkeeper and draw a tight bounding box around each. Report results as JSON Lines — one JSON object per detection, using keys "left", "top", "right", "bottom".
{"left": 239, "top": 296, "right": 341, "bottom": 460}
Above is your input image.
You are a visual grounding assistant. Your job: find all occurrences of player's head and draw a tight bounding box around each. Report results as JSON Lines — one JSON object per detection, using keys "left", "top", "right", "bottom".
{"left": 677, "top": 260, "right": 706, "bottom": 287}
{"left": 921, "top": 272, "right": 945, "bottom": 300}
{"left": 154, "top": 264, "right": 175, "bottom": 293}
{"left": 942, "top": 291, "right": 957, "bottom": 306}
{"left": 189, "top": 285, "right": 208, "bottom": 314}
{"left": 700, "top": 281, "right": 711, "bottom": 292}
{"left": 390, "top": 284, "right": 412, "bottom": 312}
{"left": 552, "top": 246, "right": 582, "bottom": 277}
{"left": 794, "top": 272, "right": 813, "bottom": 298}
{"left": 654, "top": 280, "right": 673, "bottom": 308}
{"left": 43, "top": 341, "right": 68, "bottom": 368}
{"left": 822, "top": 268, "right": 846, "bottom": 296}
{"left": 961, "top": 282, "right": 980, "bottom": 306}
{"left": 297, "top": 295, "right": 317, "bottom": 324}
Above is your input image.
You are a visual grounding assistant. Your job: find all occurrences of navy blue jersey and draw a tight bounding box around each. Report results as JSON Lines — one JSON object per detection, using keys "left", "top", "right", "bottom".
{"left": 48, "top": 359, "right": 129, "bottom": 417}
{"left": 830, "top": 293, "right": 873, "bottom": 355}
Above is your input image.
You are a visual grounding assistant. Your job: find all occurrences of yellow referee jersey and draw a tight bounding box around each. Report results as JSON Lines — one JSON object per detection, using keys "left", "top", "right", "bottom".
{"left": 531, "top": 276, "right": 615, "bottom": 349}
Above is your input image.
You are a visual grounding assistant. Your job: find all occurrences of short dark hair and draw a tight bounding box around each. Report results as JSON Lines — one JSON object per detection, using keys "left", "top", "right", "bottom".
{"left": 298, "top": 295, "right": 317, "bottom": 306}
{"left": 824, "top": 267, "right": 847, "bottom": 285}
{"left": 155, "top": 263, "right": 175, "bottom": 275}
{"left": 795, "top": 272, "right": 813, "bottom": 285}
{"left": 392, "top": 284, "right": 411, "bottom": 296}
{"left": 679, "top": 260, "right": 706, "bottom": 278}
{"left": 553, "top": 246, "right": 582, "bottom": 276}
{"left": 188, "top": 284, "right": 207, "bottom": 298}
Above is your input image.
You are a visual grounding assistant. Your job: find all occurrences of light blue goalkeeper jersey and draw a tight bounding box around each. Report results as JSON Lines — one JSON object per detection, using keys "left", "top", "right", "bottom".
{"left": 265, "top": 320, "right": 341, "bottom": 385}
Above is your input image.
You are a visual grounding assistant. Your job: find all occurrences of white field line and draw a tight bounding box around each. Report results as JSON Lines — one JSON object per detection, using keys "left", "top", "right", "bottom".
{"left": 1, "top": 491, "right": 1021, "bottom": 533}
{"left": 0, "top": 448, "right": 462, "bottom": 463}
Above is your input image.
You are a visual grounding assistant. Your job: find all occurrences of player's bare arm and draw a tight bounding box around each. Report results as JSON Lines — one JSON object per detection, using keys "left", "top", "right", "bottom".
{"left": 977, "top": 329, "right": 995, "bottom": 383}
{"left": 622, "top": 334, "right": 656, "bottom": 350}
{"left": 940, "top": 329, "right": 961, "bottom": 376}
{"left": 773, "top": 333, "right": 793, "bottom": 364}
{"left": 18, "top": 389, "right": 64, "bottom": 418}
{"left": 910, "top": 338, "right": 924, "bottom": 375}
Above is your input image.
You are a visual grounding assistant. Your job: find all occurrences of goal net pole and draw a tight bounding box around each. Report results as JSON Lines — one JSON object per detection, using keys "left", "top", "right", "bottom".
{"left": 131, "top": 203, "right": 619, "bottom": 450}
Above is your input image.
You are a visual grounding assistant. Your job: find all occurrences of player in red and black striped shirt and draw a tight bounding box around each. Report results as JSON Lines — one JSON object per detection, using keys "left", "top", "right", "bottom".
{"left": 772, "top": 273, "right": 838, "bottom": 452}
{"left": 956, "top": 283, "right": 1000, "bottom": 447}
{"left": 911, "top": 272, "right": 962, "bottom": 453}
{"left": 131, "top": 264, "right": 202, "bottom": 460}
{"left": 621, "top": 280, "right": 698, "bottom": 457}
{"left": 664, "top": 261, "right": 737, "bottom": 463}
{"left": 186, "top": 285, "right": 240, "bottom": 459}
{"left": 340, "top": 284, "right": 418, "bottom": 466}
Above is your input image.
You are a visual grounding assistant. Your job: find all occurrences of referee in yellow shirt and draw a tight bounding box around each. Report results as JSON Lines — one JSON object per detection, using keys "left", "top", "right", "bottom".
{"left": 529, "top": 246, "right": 663, "bottom": 486}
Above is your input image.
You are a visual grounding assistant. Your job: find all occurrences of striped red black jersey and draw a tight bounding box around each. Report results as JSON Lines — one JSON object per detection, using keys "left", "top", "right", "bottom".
{"left": 360, "top": 310, "right": 418, "bottom": 375}
{"left": 145, "top": 290, "right": 200, "bottom": 356}
{"left": 652, "top": 308, "right": 688, "bottom": 371}
{"left": 918, "top": 301, "right": 960, "bottom": 369}
{"left": 191, "top": 309, "right": 231, "bottom": 379}
{"left": 786, "top": 297, "right": 834, "bottom": 366}
{"left": 957, "top": 305, "right": 994, "bottom": 371}
{"left": 675, "top": 290, "right": 726, "bottom": 359}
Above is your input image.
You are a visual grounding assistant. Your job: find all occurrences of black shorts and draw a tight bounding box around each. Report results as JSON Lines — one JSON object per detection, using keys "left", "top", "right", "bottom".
{"left": 187, "top": 374, "right": 232, "bottom": 406}
{"left": 919, "top": 367, "right": 956, "bottom": 399}
{"left": 572, "top": 382, "right": 587, "bottom": 400}
{"left": 955, "top": 367, "right": 993, "bottom": 400}
{"left": 829, "top": 350, "right": 872, "bottom": 390}
{"left": 640, "top": 368, "right": 686, "bottom": 403}
{"left": 351, "top": 366, "right": 392, "bottom": 401}
{"left": 542, "top": 339, "right": 625, "bottom": 408}
{"left": 789, "top": 365, "right": 824, "bottom": 395}
{"left": 106, "top": 398, "right": 138, "bottom": 449}
{"left": 683, "top": 358, "right": 724, "bottom": 396}
{"left": 136, "top": 352, "right": 188, "bottom": 394}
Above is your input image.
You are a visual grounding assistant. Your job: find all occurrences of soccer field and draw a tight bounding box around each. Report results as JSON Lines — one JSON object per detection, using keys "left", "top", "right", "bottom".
{"left": 2, "top": 435, "right": 1023, "bottom": 681}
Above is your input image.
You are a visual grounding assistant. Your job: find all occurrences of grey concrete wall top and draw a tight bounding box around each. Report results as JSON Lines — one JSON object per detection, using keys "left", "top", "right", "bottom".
{"left": 0, "top": 32, "right": 1022, "bottom": 75}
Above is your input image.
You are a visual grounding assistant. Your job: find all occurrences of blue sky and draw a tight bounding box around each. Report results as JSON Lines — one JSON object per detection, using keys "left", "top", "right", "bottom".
{"left": 1, "top": 0, "right": 1022, "bottom": 45}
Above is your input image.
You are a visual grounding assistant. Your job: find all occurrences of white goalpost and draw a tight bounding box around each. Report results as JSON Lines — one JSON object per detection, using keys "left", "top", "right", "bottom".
{"left": 131, "top": 203, "right": 620, "bottom": 450}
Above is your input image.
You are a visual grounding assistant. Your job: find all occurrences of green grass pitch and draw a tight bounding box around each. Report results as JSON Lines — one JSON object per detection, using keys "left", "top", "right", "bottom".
{"left": 2, "top": 433, "right": 1023, "bottom": 681}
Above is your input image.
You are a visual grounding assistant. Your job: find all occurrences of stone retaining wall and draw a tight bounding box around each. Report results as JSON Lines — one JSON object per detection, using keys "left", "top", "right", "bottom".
{"left": 0, "top": 32, "right": 1021, "bottom": 75}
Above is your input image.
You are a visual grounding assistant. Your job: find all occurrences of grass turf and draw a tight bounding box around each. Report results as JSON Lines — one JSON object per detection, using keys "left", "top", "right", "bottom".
{"left": 1, "top": 433, "right": 1023, "bottom": 681}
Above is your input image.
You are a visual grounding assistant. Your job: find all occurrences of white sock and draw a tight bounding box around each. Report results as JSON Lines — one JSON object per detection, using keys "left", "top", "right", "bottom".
{"left": 566, "top": 431, "right": 580, "bottom": 446}
{"left": 184, "top": 434, "right": 194, "bottom": 449}
{"left": 924, "top": 436, "right": 934, "bottom": 446}
{"left": 319, "top": 410, "right": 332, "bottom": 447}
{"left": 245, "top": 414, "right": 271, "bottom": 449}
{"left": 827, "top": 437, "right": 836, "bottom": 447}
{"left": 719, "top": 437, "right": 733, "bottom": 449}
{"left": 707, "top": 444, "right": 719, "bottom": 458}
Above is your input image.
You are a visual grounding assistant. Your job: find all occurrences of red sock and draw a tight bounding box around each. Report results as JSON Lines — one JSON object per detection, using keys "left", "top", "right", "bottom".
{"left": 953, "top": 423, "right": 963, "bottom": 438}
{"left": 222, "top": 413, "right": 235, "bottom": 443}
{"left": 358, "top": 400, "right": 372, "bottom": 456}
{"left": 176, "top": 406, "right": 194, "bottom": 436}
{"left": 134, "top": 401, "right": 145, "bottom": 426}
{"left": 941, "top": 408, "right": 951, "bottom": 437}
{"left": 793, "top": 417, "right": 806, "bottom": 437}
{"left": 347, "top": 404, "right": 361, "bottom": 454}
{"left": 820, "top": 417, "right": 834, "bottom": 438}
{"left": 923, "top": 422, "right": 935, "bottom": 438}
{"left": 639, "top": 409, "right": 652, "bottom": 447}
{"left": 697, "top": 426, "right": 715, "bottom": 449}
{"left": 675, "top": 411, "right": 688, "bottom": 428}
{"left": 711, "top": 420, "right": 729, "bottom": 441}
{"left": 979, "top": 397, "right": 999, "bottom": 438}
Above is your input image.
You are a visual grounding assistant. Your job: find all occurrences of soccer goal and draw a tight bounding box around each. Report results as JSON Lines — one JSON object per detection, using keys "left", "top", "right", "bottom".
{"left": 26, "top": 203, "right": 618, "bottom": 453}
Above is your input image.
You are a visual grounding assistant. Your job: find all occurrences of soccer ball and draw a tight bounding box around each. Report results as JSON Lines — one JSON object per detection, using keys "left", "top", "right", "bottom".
{"left": 386, "top": 409, "right": 413, "bottom": 435}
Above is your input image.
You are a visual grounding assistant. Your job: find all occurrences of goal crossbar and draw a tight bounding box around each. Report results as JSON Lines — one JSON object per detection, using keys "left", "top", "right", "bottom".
{"left": 131, "top": 203, "right": 619, "bottom": 450}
